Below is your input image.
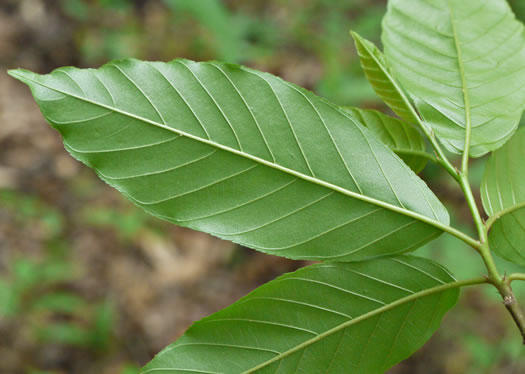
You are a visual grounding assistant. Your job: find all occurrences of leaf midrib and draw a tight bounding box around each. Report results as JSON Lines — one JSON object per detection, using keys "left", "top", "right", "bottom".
{"left": 10, "top": 70, "right": 447, "bottom": 232}
{"left": 448, "top": 2, "right": 472, "bottom": 162}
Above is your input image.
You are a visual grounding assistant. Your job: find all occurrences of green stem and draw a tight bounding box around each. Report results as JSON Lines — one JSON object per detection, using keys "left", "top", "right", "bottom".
{"left": 459, "top": 174, "right": 487, "bottom": 245}
{"left": 411, "top": 118, "right": 459, "bottom": 182}
{"left": 510, "top": 273, "right": 525, "bottom": 282}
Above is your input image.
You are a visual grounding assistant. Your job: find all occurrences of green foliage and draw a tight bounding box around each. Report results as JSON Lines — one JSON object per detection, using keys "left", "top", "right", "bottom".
{"left": 382, "top": 0, "right": 525, "bottom": 157}
{"left": 351, "top": 31, "right": 418, "bottom": 125}
{"left": 9, "top": 60, "right": 448, "bottom": 262}
{"left": 482, "top": 128, "right": 525, "bottom": 265}
{"left": 9, "top": 0, "right": 525, "bottom": 372}
{"left": 142, "top": 256, "right": 458, "bottom": 374}
{"left": 341, "top": 107, "right": 428, "bottom": 173}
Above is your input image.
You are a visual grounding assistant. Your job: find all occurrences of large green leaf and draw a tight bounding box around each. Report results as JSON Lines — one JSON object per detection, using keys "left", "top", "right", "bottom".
{"left": 9, "top": 59, "right": 448, "bottom": 262}
{"left": 351, "top": 31, "right": 419, "bottom": 125}
{"left": 342, "top": 107, "right": 429, "bottom": 173}
{"left": 482, "top": 128, "right": 525, "bottom": 266}
{"left": 141, "top": 256, "right": 458, "bottom": 374}
{"left": 382, "top": 0, "right": 525, "bottom": 157}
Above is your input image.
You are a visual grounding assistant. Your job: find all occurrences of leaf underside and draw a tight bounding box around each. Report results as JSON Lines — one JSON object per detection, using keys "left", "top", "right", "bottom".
{"left": 482, "top": 127, "right": 525, "bottom": 266}
{"left": 382, "top": 0, "right": 525, "bottom": 157}
{"left": 351, "top": 31, "right": 419, "bottom": 126}
{"left": 141, "top": 256, "right": 458, "bottom": 374}
{"left": 342, "top": 107, "right": 428, "bottom": 173}
{"left": 9, "top": 59, "right": 448, "bottom": 262}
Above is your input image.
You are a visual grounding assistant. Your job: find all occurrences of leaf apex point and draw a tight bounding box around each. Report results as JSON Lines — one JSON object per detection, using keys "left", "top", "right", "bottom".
{"left": 7, "top": 68, "right": 20, "bottom": 77}
{"left": 7, "top": 68, "right": 33, "bottom": 82}
{"left": 350, "top": 30, "right": 361, "bottom": 40}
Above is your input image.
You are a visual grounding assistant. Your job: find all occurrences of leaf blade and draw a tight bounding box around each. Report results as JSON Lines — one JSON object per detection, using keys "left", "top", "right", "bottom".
{"left": 342, "top": 107, "right": 429, "bottom": 173}
{"left": 482, "top": 127, "right": 525, "bottom": 266}
{"left": 351, "top": 31, "right": 419, "bottom": 125}
{"left": 9, "top": 60, "right": 448, "bottom": 261}
{"left": 140, "top": 256, "right": 459, "bottom": 374}
{"left": 382, "top": 0, "right": 525, "bottom": 157}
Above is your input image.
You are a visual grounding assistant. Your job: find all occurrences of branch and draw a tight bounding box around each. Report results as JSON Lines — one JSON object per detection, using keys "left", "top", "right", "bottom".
{"left": 496, "top": 279, "right": 525, "bottom": 344}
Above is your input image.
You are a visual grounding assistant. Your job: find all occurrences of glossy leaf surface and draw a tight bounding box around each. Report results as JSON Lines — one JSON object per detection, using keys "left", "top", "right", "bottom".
{"left": 351, "top": 31, "right": 418, "bottom": 125}
{"left": 9, "top": 60, "right": 448, "bottom": 262}
{"left": 482, "top": 128, "right": 525, "bottom": 266}
{"left": 141, "top": 256, "right": 458, "bottom": 374}
{"left": 382, "top": 0, "right": 525, "bottom": 157}
{"left": 342, "top": 107, "right": 428, "bottom": 173}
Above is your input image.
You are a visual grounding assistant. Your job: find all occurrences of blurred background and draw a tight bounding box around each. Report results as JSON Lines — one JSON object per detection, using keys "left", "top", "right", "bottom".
{"left": 2, "top": 0, "right": 525, "bottom": 373}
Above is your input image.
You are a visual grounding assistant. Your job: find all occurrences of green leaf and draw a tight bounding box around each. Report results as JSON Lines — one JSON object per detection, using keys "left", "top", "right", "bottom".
{"left": 482, "top": 128, "right": 525, "bottom": 266}
{"left": 141, "top": 256, "right": 459, "bottom": 374}
{"left": 9, "top": 59, "right": 448, "bottom": 262}
{"left": 351, "top": 31, "right": 419, "bottom": 125}
{"left": 342, "top": 107, "right": 429, "bottom": 173}
{"left": 382, "top": 0, "right": 525, "bottom": 157}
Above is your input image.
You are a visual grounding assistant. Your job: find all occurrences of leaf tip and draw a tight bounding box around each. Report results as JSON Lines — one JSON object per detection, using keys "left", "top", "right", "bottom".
{"left": 350, "top": 31, "right": 370, "bottom": 52}
{"left": 7, "top": 69, "right": 34, "bottom": 84}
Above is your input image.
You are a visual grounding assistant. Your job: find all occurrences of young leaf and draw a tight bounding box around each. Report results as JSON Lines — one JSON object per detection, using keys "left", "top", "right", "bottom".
{"left": 9, "top": 60, "right": 448, "bottom": 262}
{"left": 382, "top": 0, "right": 525, "bottom": 157}
{"left": 482, "top": 128, "right": 525, "bottom": 266}
{"left": 141, "top": 256, "right": 459, "bottom": 374}
{"left": 351, "top": 31, "right": 419, "bottom": 125}
{"left": 342, "top": 107, "right": 429, "bottom": 173}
